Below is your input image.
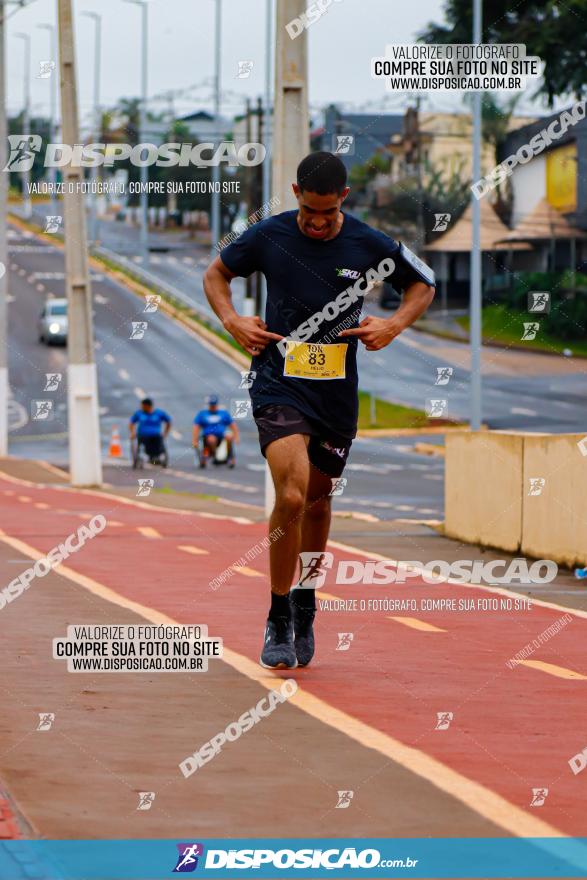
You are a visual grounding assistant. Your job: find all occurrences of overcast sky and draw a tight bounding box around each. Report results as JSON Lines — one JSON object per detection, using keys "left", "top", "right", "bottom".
{"left": 6, "top": 0, "right": 555, "bottom": 130}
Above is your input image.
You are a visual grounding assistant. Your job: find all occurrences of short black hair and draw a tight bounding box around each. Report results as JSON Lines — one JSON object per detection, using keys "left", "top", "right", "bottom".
{"left": 141, "top": 398, "right": 153, "bottom": 407}
{"left": 296, "top": 151, "right": 347, "bottom": 195}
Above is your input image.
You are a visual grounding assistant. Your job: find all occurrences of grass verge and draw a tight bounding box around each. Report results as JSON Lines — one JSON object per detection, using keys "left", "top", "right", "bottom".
{"left": 457, "top": 305, "right": 587, "bottom": 358}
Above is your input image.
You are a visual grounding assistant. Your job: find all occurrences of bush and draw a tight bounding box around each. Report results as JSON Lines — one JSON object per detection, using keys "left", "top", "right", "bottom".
{"left": 507, "top": 272, "right": 587, "bottom": 340}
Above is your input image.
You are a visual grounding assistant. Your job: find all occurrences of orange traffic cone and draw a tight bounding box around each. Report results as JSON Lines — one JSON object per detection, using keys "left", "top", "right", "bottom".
{"left": 109, "top": 426, "right": 122, "bottom": 458}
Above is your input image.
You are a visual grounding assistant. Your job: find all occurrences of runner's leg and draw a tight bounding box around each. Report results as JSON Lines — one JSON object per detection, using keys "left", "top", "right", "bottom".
{"left": 265, "top": 433, "right": 311, "bottom": 597}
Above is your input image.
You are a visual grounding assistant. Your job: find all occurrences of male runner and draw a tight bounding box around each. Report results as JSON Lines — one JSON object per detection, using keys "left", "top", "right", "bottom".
{"left": 203, "top": 151, "right": 435, "bottom": 670}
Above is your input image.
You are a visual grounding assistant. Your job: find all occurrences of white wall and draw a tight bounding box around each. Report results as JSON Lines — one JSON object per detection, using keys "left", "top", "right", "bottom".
{"left": 510, "top": 155, "right": 545, "bottom": 227}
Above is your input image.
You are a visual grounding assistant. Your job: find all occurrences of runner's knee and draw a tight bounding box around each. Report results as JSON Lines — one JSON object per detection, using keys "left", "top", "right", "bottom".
{"left": 275, "top": 483, "right": 306, "bottom": 517}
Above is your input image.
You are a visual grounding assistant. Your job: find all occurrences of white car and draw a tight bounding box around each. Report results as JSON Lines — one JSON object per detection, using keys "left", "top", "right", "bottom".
{"left": 38, "top": 298, "right": 68, "bottom": 345}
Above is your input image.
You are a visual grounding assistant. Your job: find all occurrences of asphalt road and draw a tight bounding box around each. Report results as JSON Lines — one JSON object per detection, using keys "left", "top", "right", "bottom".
{"left": 7, "top": 221, "right": 444, "bottom": 519}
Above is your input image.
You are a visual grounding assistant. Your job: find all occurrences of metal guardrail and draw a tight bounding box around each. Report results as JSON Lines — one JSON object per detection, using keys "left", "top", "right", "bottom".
{"left": 92, "top": 244, "right": 223, "bottom": 330}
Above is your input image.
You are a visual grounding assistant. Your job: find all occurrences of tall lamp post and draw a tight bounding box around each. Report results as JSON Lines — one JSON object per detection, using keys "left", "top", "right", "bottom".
{"left": 123, "top": 0, "right": 149, "bottom": 262}
{"left": 14, "top": 31, "right": 32, "bottom": 218}
{"left": 81, "top": 11, "right": 101, "bottom": 244}
{"left": 36, "top": 23, "right": 58, "bottom": 218}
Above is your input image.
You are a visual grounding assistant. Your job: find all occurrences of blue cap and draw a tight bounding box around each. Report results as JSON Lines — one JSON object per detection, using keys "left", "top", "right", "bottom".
{"left": 207, "top": 395, "right": 219, "bottom": 405}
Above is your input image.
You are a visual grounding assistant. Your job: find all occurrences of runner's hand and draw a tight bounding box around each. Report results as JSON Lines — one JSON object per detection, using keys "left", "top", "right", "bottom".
{"left": 339, "top": 315, "right": 405, "bottom": 351}
{"left": 224, "top": 315, "right": 283, "bottom": 356}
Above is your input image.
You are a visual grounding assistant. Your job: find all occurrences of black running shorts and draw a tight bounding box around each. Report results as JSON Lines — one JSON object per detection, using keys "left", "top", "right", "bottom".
{"left": 253, "top": 404, "right": 352, "bottom": 478}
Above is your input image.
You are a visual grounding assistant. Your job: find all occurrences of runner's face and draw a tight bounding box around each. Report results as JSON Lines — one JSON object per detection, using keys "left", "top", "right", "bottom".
{"left": 293, "top": 186, "right": 348, "bottom": 240}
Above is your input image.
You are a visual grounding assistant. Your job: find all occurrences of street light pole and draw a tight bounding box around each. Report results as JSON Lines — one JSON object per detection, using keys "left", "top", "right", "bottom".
{"left": 82, "top": 12, "right": 101, "bottom": 245}
{"left": 210, "top": 0, "right": 221, "bottom": 256}
{"left": 57, "top": 0, "right": 102, "bottom": 486}
{"left": 470, "top": 0, "right": 483, "bottom": 430}
{"left": 37, "top": 23, "right": 58, "bottom": 218}
{"left": 14, "top": 31, "right": 32, "bottom": 218}
{"left": 124, "top": 0, "right": 149, "bottom": 262}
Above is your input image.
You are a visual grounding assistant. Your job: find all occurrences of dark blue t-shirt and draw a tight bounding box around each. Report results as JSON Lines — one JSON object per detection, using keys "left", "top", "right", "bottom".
{"left": 220, "top": 210, "right": 423, "bottom": 439}
{"left": 130, "top": 408, "right": 170, "bottom": 437}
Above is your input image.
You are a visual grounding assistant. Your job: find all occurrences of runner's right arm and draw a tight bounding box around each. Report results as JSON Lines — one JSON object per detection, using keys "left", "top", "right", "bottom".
{"left": 203, "top": 256, "right": 283, "bottom": 356}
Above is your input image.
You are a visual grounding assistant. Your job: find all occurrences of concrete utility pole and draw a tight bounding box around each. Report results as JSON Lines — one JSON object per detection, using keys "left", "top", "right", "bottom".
{"left": 271, "top": 0, "right": 309, "bottom": 212}
{"left": 210, "top": 0, "right": 222, "bottom": 256}
{"left": 37, "top": 23, "right": 58, "bottom": 218}
{"left": 124, "top": 0, "right": 149, "bottom": 261}
{"left": 57, "top": 0, "right": 102, "bottom": 486}
{"left": 14, "top": 31, "right": 32, "bottom": 218}
{"left": 0, "top": 0, "right": 8, "bottom": 456}
{"left": 265, "top": 0, "right": 309, "bottom": 515}
{"left": 82, "top": 12, "right": 101, "bottom": 245}
{"left": 470, "top": 0, "right": 483, "bottom": 430}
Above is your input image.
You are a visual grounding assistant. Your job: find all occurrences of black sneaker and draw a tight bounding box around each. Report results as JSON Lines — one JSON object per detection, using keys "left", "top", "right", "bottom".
{"left": 290, "top": 594, "right": 315, "bottom": 667}
{"left": 260, "top": 616, "right": 298, "bottom": 669}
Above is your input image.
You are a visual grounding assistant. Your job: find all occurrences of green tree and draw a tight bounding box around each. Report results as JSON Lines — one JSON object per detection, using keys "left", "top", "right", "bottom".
{"left": 418, "top": 0, "right": 586, "bottom": 105}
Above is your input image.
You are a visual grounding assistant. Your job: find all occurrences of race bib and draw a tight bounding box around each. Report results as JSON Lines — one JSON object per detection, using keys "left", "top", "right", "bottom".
{"left": 283, "top": 341, "right": 347, "bottom": 380}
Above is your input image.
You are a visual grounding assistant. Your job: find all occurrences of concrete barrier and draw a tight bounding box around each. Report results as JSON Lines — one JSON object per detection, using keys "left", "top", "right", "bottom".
{"left": 445, "top": 431, "right": 524, "bottom": 552}
{"left": 522, "top": 433, "right": 587, "bottom": 568}
{"left": 445, "top": 430, "right": 587, "bottom": 566}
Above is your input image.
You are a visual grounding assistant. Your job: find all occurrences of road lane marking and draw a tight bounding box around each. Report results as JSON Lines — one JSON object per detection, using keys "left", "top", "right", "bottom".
{"left": 178, "top": 544, "right": 209, "bottom": 556}
{"left": 17, "top": 495, "right": 31, "bottom": 502}
{"left": 104, "top": 354, "right": 115, "bottom": 364}
{"left": 34, "top": 502, "right": 50, "bottom": 510}
{"left": 118, "top": 368, "right": 130, "bottom": 380}
{"left": 0, "top": 526, "right": 567, "bottom": 841}
{"left": 133, "top": 387, "right": 146, "bottom": 399}
{"left": 136, "top": 526, "right": 162, "bottom": 539}
{"left": 231, "top": 564, "right": 263, "bottom": 578}
{"left": 388, "top": 616, "right": 446, "bottom": 633}
{"left": 518, "top": 660, "right": 587, "bottom": 680}
{"left": 510, "top": 407, "right": 537, "bottom": 416}
{"left": 171, "top": 429, "right": 182, "bottom": 440}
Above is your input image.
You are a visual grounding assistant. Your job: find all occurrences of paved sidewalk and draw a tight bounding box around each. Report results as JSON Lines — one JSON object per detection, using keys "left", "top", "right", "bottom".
{"left": 0, "top": 457, "right": 584, "bottom": 841}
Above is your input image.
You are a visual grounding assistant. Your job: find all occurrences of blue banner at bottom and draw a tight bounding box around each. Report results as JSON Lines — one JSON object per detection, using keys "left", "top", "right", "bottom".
{"left": 2, "top": 838, "right": 587, "bottom": 880}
